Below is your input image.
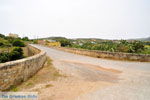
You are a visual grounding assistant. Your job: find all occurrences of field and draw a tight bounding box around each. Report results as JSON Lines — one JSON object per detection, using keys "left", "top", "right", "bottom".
{"left": 44, "top": 37, "right": 150, "bottom": 54}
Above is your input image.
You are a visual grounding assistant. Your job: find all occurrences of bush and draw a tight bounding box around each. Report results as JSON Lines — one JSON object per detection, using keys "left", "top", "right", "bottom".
{"left": 0, "top": 52, "right": 10, "bottom": 63}
{"left": 0, "top": 42, "right": 4, "bottom": 46}
{"left": 33, "top": 40, "right": 38, "bottom": 44}
{"left": 10, "top": 47, "right": 24, "bottom": 60}
{"left": 4, "top": 36, "right": 16, "bottom": 43}
{"left": 0, "top": 34, "right": 5, "bottom": 38}
{"left": 22, "top": 37, "right": 29, "bottom": 41}
{"left": 0, "top": 47, "right": 24, "bottom": 63}
{"left": 12, "top": 47, "right": 23, "bottom": 52}
{"left": 117, "top": 44, "right": 130, "bottom": 53}
{"left": 0, "top": 38, "right": 11, "bottom": 47}
{"left": 132, "top": 41, "right": 145, "bottom": 53}
{"left": 58, "top": 39, "right": 72, "bottom": 47}
{"left": 12, "top": 40, "right": 25, "bottom": 47}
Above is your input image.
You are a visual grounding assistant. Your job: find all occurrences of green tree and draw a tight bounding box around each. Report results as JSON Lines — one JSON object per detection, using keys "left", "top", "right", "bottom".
{"left": 22, "top": 37, "right": 29, "bottom": 41}
{"left": 59, "top": 39, "right": 72, "bottom": 47}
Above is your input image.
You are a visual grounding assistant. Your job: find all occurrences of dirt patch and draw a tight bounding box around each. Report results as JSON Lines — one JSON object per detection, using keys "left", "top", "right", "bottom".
{"left": 38, "top": 79, "right": 113, "bottom": 100}
{"left": 59, "top": 60, "right": 121, "bottom": 83}
{"left": 63, "top": 60, "right": 122, "bottom": 74}
{"left": 16, "top": 57, "right": 63, "bottom": 91}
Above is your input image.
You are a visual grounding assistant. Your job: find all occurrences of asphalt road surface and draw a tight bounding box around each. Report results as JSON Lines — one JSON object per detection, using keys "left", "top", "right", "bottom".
{"left": 32, "top": 44, "right": 150, "bottom": 100}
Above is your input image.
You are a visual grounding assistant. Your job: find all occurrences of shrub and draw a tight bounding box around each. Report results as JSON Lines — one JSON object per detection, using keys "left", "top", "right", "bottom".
{"left": 0, "top": 38, "right": 11, "bottom": 47}
{"left": 117, "top": 45, "right": 129, "bottom": 53}
{"left": 22, "top": 37, "right": 29, "bottom": 41}
{"left": 0, "top": 47, "right": 24, "bottom": 63}
{"left": 59, "top": 39, "right": 72, "bottom": 47}
{"left": 0, "top": 34, "right": 5, "bottom": 38}
{"left": 0, "top": 42, "right": 4, "bottom": 46}
{"left": 0, "top": 52, "right": 10, "bottom": 63}
{"left": 4, "top": 36, "right": 16, "bottom": 43}
{"left": 33, "top": 40, "right": 38, "bottom": 44}
{"left": 131, "top": 41, "right": 145, "bottom": 53}
{"left": 12, "top": 47, "right": 23, "bottom": 53}
{"left": 12, "top": 40, "right": 25, "bottom": 47}
{"left": 10, "top": 47, "right": 24, "bottom": 60}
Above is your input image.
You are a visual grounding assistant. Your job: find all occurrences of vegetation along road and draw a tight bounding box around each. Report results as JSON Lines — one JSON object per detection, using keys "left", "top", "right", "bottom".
{"left": 32, "top": 44, "right": 150, "bottom": 100}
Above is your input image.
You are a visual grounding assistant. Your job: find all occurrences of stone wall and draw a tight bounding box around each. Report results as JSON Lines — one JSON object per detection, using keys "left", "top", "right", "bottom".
{"left": 26, "top": 45, "right": 41, "bottom": 56}
{"left": 0, "top": 45, "right": 46, "bottom": 91}
{"left": 57, "top": 47, "right": 150, "bottom": 62}
{"left": 22, "top": 45, "right": 40, "bottom": 57}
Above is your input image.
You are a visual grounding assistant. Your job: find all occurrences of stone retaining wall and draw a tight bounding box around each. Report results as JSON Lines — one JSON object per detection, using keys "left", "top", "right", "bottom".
{"left": 26, "top": 45, "right": 41, "bottom": 56}
{"left": 0, "top": 45, "right": 46, "bottom": 91}
{"left": 22, "top": 45, "right": 40, "bottom": 57}
{"left": 57, "top": 47, "right": 150, "bottom": 62}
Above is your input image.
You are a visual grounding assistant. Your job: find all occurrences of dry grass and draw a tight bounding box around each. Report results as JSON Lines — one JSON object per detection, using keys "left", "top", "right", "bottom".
{"left": 17, "top": 56, "right": 63, "bottom": 91}
{"left": 45, "top": 84, "right": 53, "bottom": 88}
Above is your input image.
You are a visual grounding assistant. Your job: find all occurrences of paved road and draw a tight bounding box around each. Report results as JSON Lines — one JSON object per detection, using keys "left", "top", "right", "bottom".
{"left": 32, "top": 44, "right": 150, "bottom": 100}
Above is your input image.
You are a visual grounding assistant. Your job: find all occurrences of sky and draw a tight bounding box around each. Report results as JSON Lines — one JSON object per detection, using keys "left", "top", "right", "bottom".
{"left": 0, "top": 0, "right": 150, "bottom": 39}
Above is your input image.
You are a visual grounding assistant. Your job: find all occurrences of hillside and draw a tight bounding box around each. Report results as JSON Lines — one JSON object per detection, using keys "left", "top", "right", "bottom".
{"left": 39, "top": 36, "right": 150, "bottom": 42}
{"left": 138, "top": 37, "right": 150, "bottom": 41}
{"left": 128, "top": 37, "right": 150, "bottom": 41}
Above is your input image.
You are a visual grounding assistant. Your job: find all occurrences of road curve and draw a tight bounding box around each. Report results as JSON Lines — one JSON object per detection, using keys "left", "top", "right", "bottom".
{"left": 32, "top": 44, "right": 150, "bottom": 100}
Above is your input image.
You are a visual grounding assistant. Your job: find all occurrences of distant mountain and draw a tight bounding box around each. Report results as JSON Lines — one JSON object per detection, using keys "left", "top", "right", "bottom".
{"left": 39, "top": 36, "right": 67, "bottom": 40}
{"left": 129, "top": 37, "right": 150, "bottom": 41}
{"left": 39, "top": 36, "right": 150, "bottom": 42}
{"left": 138, "top": 37, "right": 150, "bottom": 41}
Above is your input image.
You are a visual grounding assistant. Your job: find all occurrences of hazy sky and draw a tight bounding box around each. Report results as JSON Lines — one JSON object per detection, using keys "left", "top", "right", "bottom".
{"left": 0, "top": 0, "right": 150, "bottom": 39}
